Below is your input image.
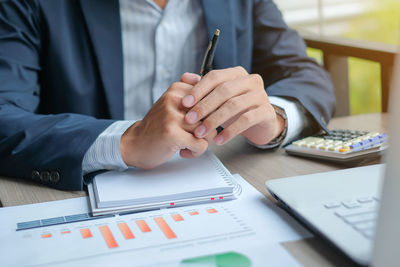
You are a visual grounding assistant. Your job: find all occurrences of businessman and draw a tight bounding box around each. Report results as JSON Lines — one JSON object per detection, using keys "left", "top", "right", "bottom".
{"left": 0, "top": 0, "right": 335, "bottom": 190}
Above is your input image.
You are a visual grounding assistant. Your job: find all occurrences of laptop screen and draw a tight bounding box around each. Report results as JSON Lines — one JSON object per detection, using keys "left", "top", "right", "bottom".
{"left": 372, "top": 49, "right": 400, "bottom": 266}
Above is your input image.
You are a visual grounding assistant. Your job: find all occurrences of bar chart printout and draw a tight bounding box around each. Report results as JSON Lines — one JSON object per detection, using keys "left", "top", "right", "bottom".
{"left": 4, "top": 174, "right": 310, "bottom": 267}
{"left": 99, "top": 225, "right": 118, "bottom": 248}
{"left": 136, "top": 219, "right": 151, "bottom": 233}
{"left": 154, "top": 217, "right": 177, "bottom": 239}
{"left": 16, "top": 205, "right": 252, "bottom": 263}
{"left": 118, "top": 223, "right": 135, "bottom": 240}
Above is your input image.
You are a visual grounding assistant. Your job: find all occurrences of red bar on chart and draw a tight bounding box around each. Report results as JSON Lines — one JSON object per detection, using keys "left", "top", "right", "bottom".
{"left": 171, "top": 214, "right": 184, "bottom": 222}
{"left": 207, "top": 208, "right": 218, "bottom": 214}
{"left": 80, "top": 228, "right": 93, "bottom": 239}
{"left": 189, "top": 211, "right": 199, "bottom": 216}
{"left": 41, "top": 233, "right": 52, "bottom": 238}
{"left": 154, "top": 217, "right": 177, "bottom": 239}
{"left": 61, "top": 230, "right": 71, "bottom": 234}
{"left": 136, "top": 220, "right": 151, "bottom": 233}
{"left": 118, "top": 223, "right": 135, "bottom": 239}
{"left": 99, "top": 225, "right": 119, "bottom": 248}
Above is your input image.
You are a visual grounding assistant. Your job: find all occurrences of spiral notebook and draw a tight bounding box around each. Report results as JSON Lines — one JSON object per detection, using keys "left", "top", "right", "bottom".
{"left": 87, "top": 151, "right": 240, "bottom": 216}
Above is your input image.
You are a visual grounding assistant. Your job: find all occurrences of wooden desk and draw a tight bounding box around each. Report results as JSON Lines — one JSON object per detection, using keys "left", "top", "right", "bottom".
{"left": 0, "top": 113, "right": 387, "bottom": 266}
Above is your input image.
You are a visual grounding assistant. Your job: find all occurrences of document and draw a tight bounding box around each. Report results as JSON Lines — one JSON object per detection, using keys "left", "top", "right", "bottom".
{"left": 0, "top": 174, "right": 311, "bottom": 266}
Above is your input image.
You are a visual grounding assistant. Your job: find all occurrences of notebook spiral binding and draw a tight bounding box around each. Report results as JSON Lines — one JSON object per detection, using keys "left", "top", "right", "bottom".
{"left": 209, "top": 152, "right": 242, "bottom": 197}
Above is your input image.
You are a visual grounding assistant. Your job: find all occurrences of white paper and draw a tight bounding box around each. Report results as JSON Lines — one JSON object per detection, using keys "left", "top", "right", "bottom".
{"left": 0, "top": 174, "right": 311, "bottom": 266}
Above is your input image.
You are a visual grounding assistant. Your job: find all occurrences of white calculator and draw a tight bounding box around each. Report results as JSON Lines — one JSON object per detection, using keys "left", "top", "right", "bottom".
{"left": 285, "top": 129, "right": 388, "bottom": 163}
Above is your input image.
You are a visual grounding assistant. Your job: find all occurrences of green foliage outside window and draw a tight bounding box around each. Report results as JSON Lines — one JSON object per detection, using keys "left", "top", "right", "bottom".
{"left": 307, "top": 0, "right": 400, "bottom": 115}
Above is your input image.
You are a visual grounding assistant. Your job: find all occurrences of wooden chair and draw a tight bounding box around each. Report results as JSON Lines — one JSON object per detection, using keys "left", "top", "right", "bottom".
{"left": 301, "top": 32, "right": 397, "bottom": 116}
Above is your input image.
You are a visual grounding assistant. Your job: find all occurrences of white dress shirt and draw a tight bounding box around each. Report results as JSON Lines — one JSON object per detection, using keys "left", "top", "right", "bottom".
{"left": 82, "top": 0, "right": 306, "bottom": 174}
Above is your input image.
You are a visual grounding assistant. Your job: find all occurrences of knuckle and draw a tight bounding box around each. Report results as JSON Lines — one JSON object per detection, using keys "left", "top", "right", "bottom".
{"left": 228, "top": 97, "right": 241, "bottom": 109}
{"left": 170, "top": 82, "right": 182, "bottom": 90}
{"left": 163, "top": 124, "right": 176, "bottom": 138}
{"left": 250, "top": 73, "right": 264, "bottom": 85}
{"left": 198, "top": 139, "right": 209, "bottom": 151}
{"left": 204, "top": 114, "right": 218, "bottom": 128}
{"left": 219, "top": 82, "right": 231, "bottom": 93}
{"left": 164, "top": 91, "right": 181, "bottom": 105}
{"left": 207, "top": 70, "right": 219, "bottom": 80}
{"left": 234, "top": 66, "right": 247, "bottom": 75}
{"left": 162, "top": 90, "right": 174, "bottom": 101}
{"left": 241, "top": 112, "right": 254, "bottom": 125}
{"left": 193, "top": 104, "right": 205, "bottom": 118}
{"left": 205, "top": 130, "right": 217, "bottom": 142}
{"left": 194, "top": 100, "right": 211, "bottom": 118}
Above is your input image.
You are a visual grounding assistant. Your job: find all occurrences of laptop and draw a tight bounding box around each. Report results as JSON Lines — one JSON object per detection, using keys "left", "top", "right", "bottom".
{"left": 266, "top": 52, "right": 400, "bottom": 266}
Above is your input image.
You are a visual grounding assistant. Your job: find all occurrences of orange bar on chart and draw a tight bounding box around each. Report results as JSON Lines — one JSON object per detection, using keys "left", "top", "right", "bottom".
{"left": 171, "top": 214, "right": 184, "bottom": 222}
{"left": 136, "top": 220, "right": 151, "bottom": 233}
{"left": 189, "top": 211, "right": 199, "bottom": 216}
{"left": 41, "top": 233, "right": 52, "bottom": 238}
{"left": 207, "top": 208, "right": 218, "bottom": 214}
{"left": 80, "top": 228, "right": 93, "bottom": 239}
{"left": 154, "top": 217, "right": 177, "bottom": 239}
{"left": 99, "top": 226, "right": 119, "bottom": 248}
{"left": 118, "top": 223, "right": 135, "bottom": 239}
{"left": 61, "top": 230, "right": 71, "bottom": 234}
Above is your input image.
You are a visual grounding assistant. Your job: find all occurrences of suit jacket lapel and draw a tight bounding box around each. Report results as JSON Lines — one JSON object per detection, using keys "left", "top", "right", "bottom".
{"left": 201, "top": 0, "right": 237, "bottom": 69}
{"left": 80, "top": 0, "right": 124, "bottom": 119}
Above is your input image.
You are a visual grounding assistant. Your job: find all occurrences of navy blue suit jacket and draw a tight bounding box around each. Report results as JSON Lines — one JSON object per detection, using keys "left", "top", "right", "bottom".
{"left": 0, "top": 0, "right": 335, "bottom": 190}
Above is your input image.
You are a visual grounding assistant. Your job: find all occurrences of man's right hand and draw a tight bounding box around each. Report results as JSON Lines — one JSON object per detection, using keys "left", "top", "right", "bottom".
{"left": 120, "top": 75, "right": 211, "bottom": 169}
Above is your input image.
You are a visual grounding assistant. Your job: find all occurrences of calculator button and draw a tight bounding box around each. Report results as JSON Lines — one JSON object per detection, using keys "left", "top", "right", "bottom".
{"left": 339, "top": 147, "right": 351, "bottom": 153}
{"left": 329, "top": 145, "right": 342, "bottom": 152}
{"left": 292, "top": 141, "right": 304, "bottom": 146}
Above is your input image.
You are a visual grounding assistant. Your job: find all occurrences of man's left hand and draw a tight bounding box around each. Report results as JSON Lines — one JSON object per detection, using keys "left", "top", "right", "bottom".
{"left": 181, "top": 67, "right": 285, "bottom": 146}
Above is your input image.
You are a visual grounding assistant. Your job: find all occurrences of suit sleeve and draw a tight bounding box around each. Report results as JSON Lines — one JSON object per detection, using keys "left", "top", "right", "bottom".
{"left": 0, "top": 0, "right": 114, "bottom": 190}
{"left": 252, "top": 0, "right": 336, "bottom": 133}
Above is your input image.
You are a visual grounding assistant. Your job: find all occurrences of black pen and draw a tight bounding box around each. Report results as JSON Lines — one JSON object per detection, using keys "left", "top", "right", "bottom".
{"left": 200, "top": 29, "right": 220, "bottom": 76}
{"left": 200, "top": 29, "right": 224, "bottom": 133}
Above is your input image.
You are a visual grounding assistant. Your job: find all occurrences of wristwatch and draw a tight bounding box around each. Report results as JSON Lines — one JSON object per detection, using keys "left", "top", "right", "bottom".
{"left": 267, "top": 104, "right": 288, "bottom": 148}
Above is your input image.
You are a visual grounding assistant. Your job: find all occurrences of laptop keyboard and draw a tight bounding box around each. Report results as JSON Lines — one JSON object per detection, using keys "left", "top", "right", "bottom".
{"left": 324, "top": 196, "right": 378, "bottom": 239}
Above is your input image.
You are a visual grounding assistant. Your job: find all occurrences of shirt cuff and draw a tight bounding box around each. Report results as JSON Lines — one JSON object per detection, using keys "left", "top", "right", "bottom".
{"left": 250, "top": 96, "right": 307, "bottom": 149}
{"left": 82, "top": 120, "right": 136, "bottom": 175}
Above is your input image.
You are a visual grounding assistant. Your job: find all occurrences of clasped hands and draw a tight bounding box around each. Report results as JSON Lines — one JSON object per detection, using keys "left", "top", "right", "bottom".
{"left": 121, "top": 66, "right": 285, "bottom": 169}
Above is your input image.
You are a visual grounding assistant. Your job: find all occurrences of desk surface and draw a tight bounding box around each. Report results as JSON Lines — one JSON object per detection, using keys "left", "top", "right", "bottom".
{"left": 0, "top": 113, "right": 387, "bottom": 267}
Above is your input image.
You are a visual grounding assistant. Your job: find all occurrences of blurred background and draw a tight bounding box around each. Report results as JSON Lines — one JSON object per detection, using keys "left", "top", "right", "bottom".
{"left": 275, "top": 0, "right": 400, "bottom": 115}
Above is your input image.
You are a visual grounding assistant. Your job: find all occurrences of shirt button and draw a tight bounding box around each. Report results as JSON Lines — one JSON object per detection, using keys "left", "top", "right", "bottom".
{"left": 31, "top": 171, "right": 40, "bottom": 181}
{"left": 40, "top": 171, "right": 50, "bottom": 183}
{"left": 50, "top": 172, "right": 60, "bottom": 184}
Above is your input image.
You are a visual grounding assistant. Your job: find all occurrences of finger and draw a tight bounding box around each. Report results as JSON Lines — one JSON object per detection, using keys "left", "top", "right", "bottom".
{"left": 167, "top": 82, "right": 194, "bottom": 96}
{"left": 179, "top": 132, "right": 208, "bottom": 157}
{"left": 180, "top": 72, "right": 201, "bottom": 86}
{"left": 164, "top": 82, "right": 195, "bottom": 111}
{"left": 180, "top": 149, "right": 196, "bottom": 158}
{"left": 184, "top": 77, "right": 249, "bottom": 125}
{"left": 214, "top": 108, "right": 263, "bottom": 145}
{"left": 181, "top": 120, "right": 203, "bottom": 134}
{"left": 192, "top": 93, "right": 253, "bottom": 138}
{"left": 182, "top": 66, "right": 248, "bottom": 108}
{"left": 204, "top": 129, "right": 218, "bottom": 142}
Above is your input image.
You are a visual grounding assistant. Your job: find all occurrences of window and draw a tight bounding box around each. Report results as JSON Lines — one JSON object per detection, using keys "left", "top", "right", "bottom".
{"left": 275, "top": 0, "right": 400, "bottom": 115}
